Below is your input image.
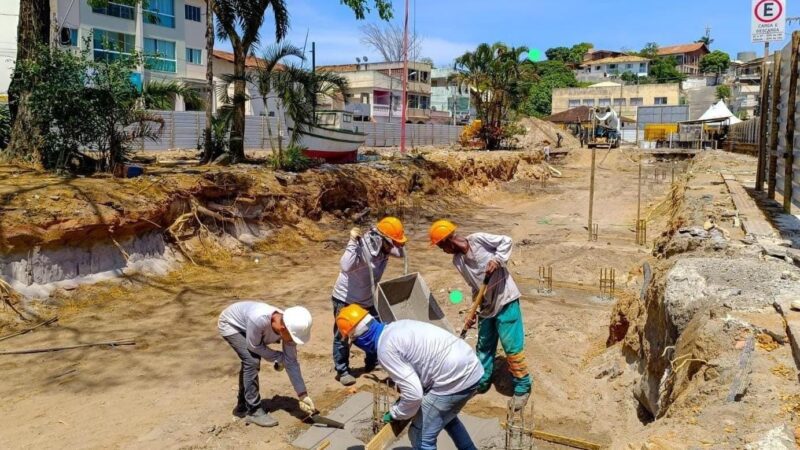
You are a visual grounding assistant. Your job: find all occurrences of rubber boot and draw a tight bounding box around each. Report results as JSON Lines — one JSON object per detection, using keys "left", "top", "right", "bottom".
{"left": 246, "top": 409, "right": 278, "bottom": 427}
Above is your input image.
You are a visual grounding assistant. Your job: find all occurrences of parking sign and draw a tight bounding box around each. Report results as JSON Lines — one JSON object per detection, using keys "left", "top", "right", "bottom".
{"left": 752, "top": 0, "right": 786, "bottom": 43}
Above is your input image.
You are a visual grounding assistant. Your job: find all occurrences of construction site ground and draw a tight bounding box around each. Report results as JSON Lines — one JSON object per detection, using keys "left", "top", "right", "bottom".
{"left": 0, "top": 145, "right": 797, "bottom": 449}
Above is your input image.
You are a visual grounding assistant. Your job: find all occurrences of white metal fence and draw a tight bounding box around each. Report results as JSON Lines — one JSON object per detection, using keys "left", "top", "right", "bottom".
{"left": 140, "top": 111, "right": 463, "bottom": 151}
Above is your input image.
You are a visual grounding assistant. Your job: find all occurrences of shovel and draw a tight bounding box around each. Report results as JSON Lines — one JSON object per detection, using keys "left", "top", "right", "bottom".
{"left": 459, "top": 274, "right": 491, "bottom": 339}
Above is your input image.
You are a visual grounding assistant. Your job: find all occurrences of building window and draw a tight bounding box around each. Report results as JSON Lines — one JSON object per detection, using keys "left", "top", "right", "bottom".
{"left": 409, "top": 70, "right": 419, "bottom": 82}
{"left": 568, "top": 99, "right": 581, "bottom": 108}
{"left": 583, "top": 99, "right": 595, "bottom": 106}
{"left": 654, "top": 97, "right": 668, "bottom": 105}
{"left": 595, "top": 66, "right": 601, "bottom": 71}
{"left": 92, "top": 1, "right": 135, "bottom": 20}
{"left": 144, "top": 0, "right": 175, "bottom": 28}
{"left": 608, "top": 64, "right": 617, "bottom": 70}
{"left": 613, "top": 98, "right": 627, "bottom": 106}
{"left": 626, "top": 64, "right": 633, "bottom": 69}
{"left": 420, "top": 71, "right": 430, "bottom": 83}
{"left": 144, "top": 38, "right": 177, "bottom": 73}
{"left": 93, "top": 29, "right": 135, "bottom": 62}
{"left": 639, "top": 63, "right": 647, "bottom": 72}
{"left": 186, "top": 48, "right": 202, "bottom": 65}
{"left": 420, "top": 96, "right": 430, "bottom": 110}
{"left": 185, "top": 4, "right": 201, "bottom": 22}
{"left": 598, "top": 98, "right": 611, "bottom": 106}
{"left": 630, "top": 97, "right": 644, "bottom": 106}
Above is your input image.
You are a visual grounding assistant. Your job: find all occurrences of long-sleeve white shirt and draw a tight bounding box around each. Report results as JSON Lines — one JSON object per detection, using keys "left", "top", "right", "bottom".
{"left": 218, "top": 301, "right": 307, "bottom": 395}
{"left": 378, "top": 320, "right": 484, "bottom": 421}
{"left": 331, "top": 229, "right": 403, "bottom": 307}
{"left": 452, "top": 233, "right": 521, "bottom": 319}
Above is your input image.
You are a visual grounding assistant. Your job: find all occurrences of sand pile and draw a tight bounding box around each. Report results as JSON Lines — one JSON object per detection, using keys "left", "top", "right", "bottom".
{"left": 516, "top": 117, "right": 581, "bottom": 150}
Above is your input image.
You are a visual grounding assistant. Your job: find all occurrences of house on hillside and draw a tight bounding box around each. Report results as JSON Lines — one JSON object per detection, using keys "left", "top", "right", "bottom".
{"left": 657, "top": 43, "right": 710, "bottom": 75}
{"left": 730, "top": 56, "right": 767, "bottom": 119}
{"left": 576, "top": 55, "right": 650, "bottom": 82}
{"left": 583, "top": 49, "right": 624, "bottom": 63}
{"left": 551, "top": 82, "right": 681, "bottom": 120}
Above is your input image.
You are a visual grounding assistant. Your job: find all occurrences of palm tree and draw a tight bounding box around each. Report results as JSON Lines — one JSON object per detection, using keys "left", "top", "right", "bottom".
{"left": 213, "top": 0, "right": 289, "bottom": 163}
{"left": 274, "top": 66, "right": 349, "bottom": 146}
{"left": 143, "top": 81, "right": 204, "bottom": 111}
{"left": 202, "top": 0, "right": 215, "bottom": 164}
{"left": 251, "top": 43, "right": 304, "bottom": 166}
{"left": 452, "top": 43, "right": 529, "bottom": 149}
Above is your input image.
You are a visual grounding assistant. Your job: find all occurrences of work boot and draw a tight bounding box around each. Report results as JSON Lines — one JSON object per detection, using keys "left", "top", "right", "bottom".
{"left": 232, "top": 403, "right": 248, "bottom": 418}
{"left": 338, "top": 372, "right": 357, "bottom": 386}
{"left": 245, "top": 409, "right": 278, "bottom": 427}
{"left": 510, "top": 393, "right": 530, "bottom": 412}
{"left": 363, "top": 362, "right": 381, "bottom": 373}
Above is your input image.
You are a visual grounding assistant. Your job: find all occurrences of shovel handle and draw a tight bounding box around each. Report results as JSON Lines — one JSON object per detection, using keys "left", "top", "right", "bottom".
{"left": 459, "top": 274, "right": 491, "bottom": 339}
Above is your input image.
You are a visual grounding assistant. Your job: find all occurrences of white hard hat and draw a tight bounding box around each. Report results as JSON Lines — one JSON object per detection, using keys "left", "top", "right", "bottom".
{"left": 283, "top": 307, "right": 312, "bottom": 345}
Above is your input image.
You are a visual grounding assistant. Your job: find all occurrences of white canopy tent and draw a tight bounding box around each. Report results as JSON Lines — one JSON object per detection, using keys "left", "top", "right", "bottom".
{"left": 696, "top": 100, "right": 742, "bottom": 125}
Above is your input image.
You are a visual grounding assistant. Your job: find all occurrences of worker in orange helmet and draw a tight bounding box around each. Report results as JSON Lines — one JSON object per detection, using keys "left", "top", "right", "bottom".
{"left": 330, "top": 217, "right": 407, "bottom": 386}
{"left": 430, "top": 220, "right": 532, "bottom": 412}
{"left": 337, "top": 304, "right": 483, "bottom": 450}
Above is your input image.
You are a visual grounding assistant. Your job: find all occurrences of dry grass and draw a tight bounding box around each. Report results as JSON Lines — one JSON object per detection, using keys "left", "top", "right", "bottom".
{"left": 772, "top": 364, "right": 795, "bottom": 381}
{"left": 756, "top": 333, "right": 780, "bottom": 352}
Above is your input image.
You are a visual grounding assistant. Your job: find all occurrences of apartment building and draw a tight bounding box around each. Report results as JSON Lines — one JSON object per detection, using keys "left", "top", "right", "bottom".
{"left": 318, "top": 61, "right": 448, "bottom": 124}
{"left": 430, "top": 68, "right": 472, "bottom": 125}
{"left": 730, "top": 57, "right": 765, "bottom": 120}
{"left": 52, "top": 0, "right": 208, "bottom": 110}
{"left": 0, "top": 1, "right": 19, "bottom": 97}
{"left": 551, "top": 82, "right": 681, "bottom": 120}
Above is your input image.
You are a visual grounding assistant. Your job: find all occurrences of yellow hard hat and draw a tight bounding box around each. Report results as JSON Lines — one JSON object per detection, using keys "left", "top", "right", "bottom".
{"left": 376, "top": 217, "right": 408, "bottom": 245}
{"left": 429, "top": 220, "right": 457, "bottom": 246}
{"left": 336, "top": 304, "right": 370, "bottom": 338}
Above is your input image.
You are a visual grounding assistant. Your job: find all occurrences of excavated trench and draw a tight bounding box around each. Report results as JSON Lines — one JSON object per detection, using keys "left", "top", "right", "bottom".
{"left": 0, "top": 153, "right": 537, "bottom": 301}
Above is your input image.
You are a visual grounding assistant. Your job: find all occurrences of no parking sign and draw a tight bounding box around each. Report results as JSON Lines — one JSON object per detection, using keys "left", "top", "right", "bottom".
{"left": 752, "top": 0, "right": 786, "bottom": 43}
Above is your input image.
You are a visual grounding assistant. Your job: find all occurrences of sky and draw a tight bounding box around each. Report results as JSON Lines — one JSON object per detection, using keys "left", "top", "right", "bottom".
{"left": 218, "top": 0, "right": 800, "bottom": 67}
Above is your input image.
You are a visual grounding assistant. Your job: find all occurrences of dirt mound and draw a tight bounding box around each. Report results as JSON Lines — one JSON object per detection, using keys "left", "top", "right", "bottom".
{"left": 516, "top": 117, "right": 581, "bottom": 150}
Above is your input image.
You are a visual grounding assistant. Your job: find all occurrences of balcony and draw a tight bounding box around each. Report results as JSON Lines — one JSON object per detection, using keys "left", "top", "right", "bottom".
{"left": 372, "top": 103, "right": 402, "bottom": 117}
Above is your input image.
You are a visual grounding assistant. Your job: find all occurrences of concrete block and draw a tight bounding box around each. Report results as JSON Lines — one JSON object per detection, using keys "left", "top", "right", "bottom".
{"left": 291, "top": 392, "right": 373, "bottom": 450}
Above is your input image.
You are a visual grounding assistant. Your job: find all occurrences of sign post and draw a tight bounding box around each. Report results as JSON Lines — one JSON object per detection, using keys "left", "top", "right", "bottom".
{"left": 752, "top": 0, "right": 785, "bottom": 191}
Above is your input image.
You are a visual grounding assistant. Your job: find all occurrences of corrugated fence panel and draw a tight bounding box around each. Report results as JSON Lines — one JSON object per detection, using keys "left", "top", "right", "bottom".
{"left": 140, "top": 112, "right": 463, "bottom": 151}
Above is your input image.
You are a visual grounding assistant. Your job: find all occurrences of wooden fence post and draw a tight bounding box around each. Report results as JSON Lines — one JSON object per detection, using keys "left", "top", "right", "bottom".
{"left": 757, "top": 53, "right": 771, "bottom": 190}
{"left": 768, "top": 51, "right": 783, "bottom": 199}
{"left": 784, "top": 32, "right": 800, "bottom": 213}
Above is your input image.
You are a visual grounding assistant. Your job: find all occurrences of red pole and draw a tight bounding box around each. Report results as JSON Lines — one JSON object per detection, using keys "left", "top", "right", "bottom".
{"left": 400, "top": 0, "right": 409, "bottom": 153}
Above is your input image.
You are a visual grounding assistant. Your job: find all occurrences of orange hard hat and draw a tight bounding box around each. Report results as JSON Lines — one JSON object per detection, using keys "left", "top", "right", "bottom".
{"left": 376, "top": 217, "right": 408, "bottom": 245}
{"left": 429, "top": 220, "right": 457, "bottom": 246}
{"left": 336, "top": 304, "right": 370, "bottom": 338}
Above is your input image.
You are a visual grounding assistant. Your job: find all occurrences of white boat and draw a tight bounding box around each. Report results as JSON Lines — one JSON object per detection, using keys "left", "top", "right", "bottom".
{"left": 289, "top": 111, "right": 367, "bottom": 164}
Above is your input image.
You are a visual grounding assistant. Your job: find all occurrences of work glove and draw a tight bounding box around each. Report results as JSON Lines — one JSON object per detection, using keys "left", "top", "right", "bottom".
{"left": 299, "top": 395, "right": 316, "bottom": 415}
{"left": 382, "top": 411, "right": 394, "bottom": 424}
{"left": 274, "top": 361, "right": 284, "bottom": 372}
{"left": 350, "top": 227, "right": 362, "bottom": 241}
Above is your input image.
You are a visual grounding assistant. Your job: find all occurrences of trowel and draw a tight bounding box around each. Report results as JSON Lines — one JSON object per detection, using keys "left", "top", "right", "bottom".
{"left": 307, "top": 412, "right": 345, "bottom": 429}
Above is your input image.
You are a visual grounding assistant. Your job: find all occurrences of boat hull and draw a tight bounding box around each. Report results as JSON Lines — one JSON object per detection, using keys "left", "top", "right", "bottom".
{"left": 291, "top": 125, "right": 366, "bottom": 164}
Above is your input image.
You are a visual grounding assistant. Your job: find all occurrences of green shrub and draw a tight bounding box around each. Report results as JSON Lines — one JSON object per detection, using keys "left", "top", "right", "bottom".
{"left": 270, "top": 145, "right": 316, "bottom": 172}
{"left": 0, "top": 103, "right": 9, "bottom": 150}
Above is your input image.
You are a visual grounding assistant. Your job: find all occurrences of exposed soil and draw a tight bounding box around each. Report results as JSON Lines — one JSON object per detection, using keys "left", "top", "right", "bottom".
{"left": 0, "top": 146, "right": 793, "bottom": 449}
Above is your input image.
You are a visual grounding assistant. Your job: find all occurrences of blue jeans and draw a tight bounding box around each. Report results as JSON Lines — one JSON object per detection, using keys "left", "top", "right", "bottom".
{"left": 408, "top": 384, "right": 479, "bottom": 450}
{"left": 332, "top": 297, "right": 378, "bottom": 375}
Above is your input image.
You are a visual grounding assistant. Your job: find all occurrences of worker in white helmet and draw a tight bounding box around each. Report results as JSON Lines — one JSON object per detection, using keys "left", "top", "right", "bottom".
{"left": 218, "top": 301, "right": 314, "bottom": 427}
{"left": 337, "top": 304, "right": 484, "bottom": 450}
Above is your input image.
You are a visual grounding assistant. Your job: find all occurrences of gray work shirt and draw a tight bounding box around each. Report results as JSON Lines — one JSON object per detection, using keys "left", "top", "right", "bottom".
{"left": 452, "top": 233, "right": 521, "bottom": 319}
{"left": 331, "top": 229, "right": 403, "bottom": 307}
{"left": 218, "top": 301, "right": 307, "bottom": 395}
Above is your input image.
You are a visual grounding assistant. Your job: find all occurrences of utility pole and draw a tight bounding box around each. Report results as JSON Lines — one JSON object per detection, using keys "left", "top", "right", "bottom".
{"left": 311, "top": 42, "right": 316, "bottom": 117}
{"left": 588, "top": 146, "right": 597, "bottom": 241}
{"left": 399, "top": 0, "right": 410, "bottom": 153}
{"left": 756, "top": 40, "right": 770, "bottom": 191}
{"left": 637, "top": 157, "right": 642, "bottom": 225}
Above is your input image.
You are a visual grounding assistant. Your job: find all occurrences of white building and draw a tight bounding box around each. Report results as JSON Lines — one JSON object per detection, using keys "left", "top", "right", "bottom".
{"left": 0, "top": 1, "right": 19, "bottom": 97}
{"left": 576, "top": 55, "right": 650, "bottom": 82}
{"left": 1, "top": 0, "right": 208, "bottom": 108}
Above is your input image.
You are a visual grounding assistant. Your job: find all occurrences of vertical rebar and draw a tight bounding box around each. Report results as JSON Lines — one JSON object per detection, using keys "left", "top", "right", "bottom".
{"left": 588, "top": 147, "right": 596, "bottom": 241}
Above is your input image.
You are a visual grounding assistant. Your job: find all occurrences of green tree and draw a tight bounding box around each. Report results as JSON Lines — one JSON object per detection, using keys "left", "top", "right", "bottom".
{"left": 640, "top": 42, "right": 659, "bottom": 59}
{"left": 452, "top": 42, "right": 531, "bottom": 149}
{"left": 12, "top": 44, "right": 192, "bottom": 172}
{"left": 521, "top": 60, "right": 578, "bottom": 117}
{"left": 716, "top": 85, "right": 732, "bottom": 102}
{"left": 545, "top": 47, "right": 571, "bottom": 62}
{"left": 700, "top": 50, "right": 731, "bottom": 75}
{"left": 649, "top": 56, "right": 685, "bottom": 83}
{"left": 250, "top": 43, "right": 305, "bottom": 168}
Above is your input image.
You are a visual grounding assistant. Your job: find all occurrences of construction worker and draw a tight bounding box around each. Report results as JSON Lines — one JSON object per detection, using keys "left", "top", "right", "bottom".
{"left": 337, "top": 305, "right": 484, "bottom": 450}
{"left": 218, "top": 301, "right": 315, "bottom": 427}
{"left": 331, "top": 217, "right": 407, "bottom": 386}
{"left": 429, "top": 220, "right": 532, "bottom": 411}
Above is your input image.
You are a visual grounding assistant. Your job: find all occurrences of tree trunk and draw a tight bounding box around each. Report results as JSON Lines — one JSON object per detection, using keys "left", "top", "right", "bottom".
{"left": 228, "top": 46, "right": 247, "bottom": 163}
{"left": 5, "top": 0, "right": 50, "bottom": 165}
{"left": 263, "top": 95, "right": 278, "bottom": 167}
{"left": 201, "top": 0, "right": 214, "bottom": 163}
